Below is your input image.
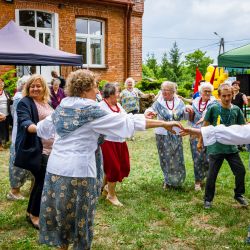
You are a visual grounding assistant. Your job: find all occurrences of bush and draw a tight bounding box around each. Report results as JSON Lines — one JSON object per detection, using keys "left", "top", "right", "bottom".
{"left": 98, "top": 80, "right": 108, "bottom": 91}
{"left": 1, "top": 69, "right": 17, "bottom": 97}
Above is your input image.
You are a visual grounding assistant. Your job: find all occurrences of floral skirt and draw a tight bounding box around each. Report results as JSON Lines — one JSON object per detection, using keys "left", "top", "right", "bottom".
{"left": 156, "top": 134, "right": 186, "bottom": 187}
{"left": 9, "top": 144, "right": 33, "bottom": 189}
{"left": 190, "top": 137, "right": 209, "bottom": 182}
{"left": 39, "top": 173, "right": 97, "bottom": 250}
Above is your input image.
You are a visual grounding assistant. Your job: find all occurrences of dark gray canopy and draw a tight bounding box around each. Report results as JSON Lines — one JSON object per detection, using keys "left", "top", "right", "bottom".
{"left": 0, "top": 20, "right": 83, "bottom": 66}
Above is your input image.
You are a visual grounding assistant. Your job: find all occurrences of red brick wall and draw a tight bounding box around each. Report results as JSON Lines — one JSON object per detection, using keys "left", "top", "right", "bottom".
{"left": 0, "top": 0, "right": 143, "bottom": 83}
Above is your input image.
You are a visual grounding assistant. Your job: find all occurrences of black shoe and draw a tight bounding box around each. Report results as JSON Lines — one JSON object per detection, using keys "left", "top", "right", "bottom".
{"left": 204, "top": 201, "right": 212, "bottom": 209}
{"left": 235, "top": 196, "right": 249, "bottom": 207}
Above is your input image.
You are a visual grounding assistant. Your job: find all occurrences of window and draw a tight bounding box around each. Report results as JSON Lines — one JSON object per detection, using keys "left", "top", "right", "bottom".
{"left": 18, "top": 10, "right": 53, "bottom": 47}
{"left": 76, "top": 18, "right": 104, "bottom": 67}
{"left": 16, "top": 10, "right": 59, "bottom": 81}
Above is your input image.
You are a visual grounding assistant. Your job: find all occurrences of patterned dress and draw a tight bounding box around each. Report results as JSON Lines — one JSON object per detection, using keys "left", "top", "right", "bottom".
{"left": 147, "top": 95, "right": 186, "bottom": 187}
{"left": 189, "top": 96, "right": 216, "bottom": 182}
{"left": 120, "top": 88, "right": 143, "bottom": 113}
{"left": 9, "top": 92, "right": 32, "bottom": 189}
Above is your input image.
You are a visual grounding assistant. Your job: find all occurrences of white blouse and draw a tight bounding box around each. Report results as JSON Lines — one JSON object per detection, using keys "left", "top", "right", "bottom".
{"left": 201, "top": 124, "right": 250, "bottom": 146}
{"left": 37, "top": 97, "right": 146, "bottom": 178}
{"left": 99, "top": 100, "right": 127, "bottom": 143}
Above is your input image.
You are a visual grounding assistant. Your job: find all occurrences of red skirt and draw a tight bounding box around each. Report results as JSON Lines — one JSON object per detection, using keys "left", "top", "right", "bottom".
{"left": 101, "top": 140, "right": 130, "bottom": 182}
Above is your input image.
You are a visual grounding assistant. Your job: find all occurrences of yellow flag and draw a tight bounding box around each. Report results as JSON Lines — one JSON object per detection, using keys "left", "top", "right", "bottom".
{"left": 217, "top": 115, "right": 221, "bottom": 125}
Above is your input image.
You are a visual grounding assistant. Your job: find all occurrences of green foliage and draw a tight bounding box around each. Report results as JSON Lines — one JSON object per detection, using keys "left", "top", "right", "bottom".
{"left": 1, "top": 69, "right": 18, "bottom": 97}
{"left": 145, "top": 53, "right": 160, "bottom": 78}
{"left": 185, "top": 49, "right": 214, "bottom": 77}
{"left": 142, "top": 64, "right": 155, "bottom": 79}
{"left": 168, "top": 42, "right": 183, "bottom": 81}
{"left": 98, "top": 79, "right": 108, "bottom": 90}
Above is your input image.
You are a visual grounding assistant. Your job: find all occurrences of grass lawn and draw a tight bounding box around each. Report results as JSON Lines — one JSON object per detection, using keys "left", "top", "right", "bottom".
{"left": 0, "top": 129, "right": 249, "bottom": 249}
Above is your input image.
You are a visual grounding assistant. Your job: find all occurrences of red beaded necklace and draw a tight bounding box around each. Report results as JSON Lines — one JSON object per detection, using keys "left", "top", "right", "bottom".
{"left": 166, "top": 98, "right": 174, "bottom": 110}
{"left": 104, "top": 98, "right": 120, "bottom": 113}
{"left": 198, "top": 98, "right": 208, "bottom": 112}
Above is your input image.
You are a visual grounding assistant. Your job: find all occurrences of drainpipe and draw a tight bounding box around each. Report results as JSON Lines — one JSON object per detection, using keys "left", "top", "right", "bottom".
{"left": 124, "top": 1, "right": 133, "bottom": 80}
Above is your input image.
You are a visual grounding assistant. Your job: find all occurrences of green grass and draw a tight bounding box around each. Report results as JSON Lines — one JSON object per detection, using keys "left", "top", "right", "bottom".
{"left": 0, "top": 129, "right": 250, "bottom": 249}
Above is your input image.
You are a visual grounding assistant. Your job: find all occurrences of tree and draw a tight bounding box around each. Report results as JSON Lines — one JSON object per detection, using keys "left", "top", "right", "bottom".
{"left": 184, "top": 50, "right": 214, "bottom": 77}
{"left": 169, "top": 42, "right": 183, "bottom": 82}
{"left": 145, "top": 53, "right": 159, "bottom": 78}
{"left": 158, "top": 52, "right": 174, "bottom": 80}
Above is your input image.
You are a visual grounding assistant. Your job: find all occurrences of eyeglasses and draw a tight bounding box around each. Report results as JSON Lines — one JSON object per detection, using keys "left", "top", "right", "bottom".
{"left": 203, "top": 90, "right": 212, "bottom": 93}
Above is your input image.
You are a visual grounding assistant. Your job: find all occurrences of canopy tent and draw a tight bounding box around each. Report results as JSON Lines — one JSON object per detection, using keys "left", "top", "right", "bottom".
{"left": 218, "top": 43, "right": 250, "bottom": 68}
{"left": 0, "top": 20, "right": 83, "bottom": 66}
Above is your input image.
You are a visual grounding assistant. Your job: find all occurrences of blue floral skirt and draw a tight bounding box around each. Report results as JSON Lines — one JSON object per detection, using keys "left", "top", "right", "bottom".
{"left": 156, "top": 134, "right": 186, "bottom": 187}
{"left": 190, "top": 137, "right": 209, "bottom": 182}
{"left": 9, "top": 144, "right": 33, "bottom": 189}
{"left": 39, "top": 173, "right": 98, "bottom": 250}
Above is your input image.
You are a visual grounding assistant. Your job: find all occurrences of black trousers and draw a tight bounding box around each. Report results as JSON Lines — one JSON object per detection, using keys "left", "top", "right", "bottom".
{"left": 205, "top": 153, "right": 246, "bottom": 202}
{"left": 27, "top": 154, "right": 48, "bottom": 217}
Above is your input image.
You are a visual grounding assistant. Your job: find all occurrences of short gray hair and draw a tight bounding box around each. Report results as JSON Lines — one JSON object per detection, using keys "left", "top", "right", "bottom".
{"left": 161, "top": 81, "right": 177, "bottom": 93}
{"left": 124, "top": 77, "right": 135, "bottom": 87}
{"left": 199, "top": 81, "right": 214, "bottom": 93}
{"left": 103, "top": 83, "right": 117, "bottom": 98}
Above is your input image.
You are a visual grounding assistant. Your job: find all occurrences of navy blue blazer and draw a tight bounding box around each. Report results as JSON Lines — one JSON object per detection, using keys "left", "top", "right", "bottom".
{"left": 14, "top": 96, "right": 43, "bottom": 174}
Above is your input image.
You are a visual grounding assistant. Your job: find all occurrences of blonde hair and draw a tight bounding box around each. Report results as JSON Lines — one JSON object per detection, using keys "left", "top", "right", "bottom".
{"left": 218, "top": 83, "right": 233, "bottom": 96}
{"left": 161, "top": 81, "right": 177, "bottom": 93}
{"left": 22, "top": 74, "right": 50, "bottom": 103}
{"left": 124, "top": 77, "right": 135, "bottom": 88}
{"left": 65, "top": 69, "right": 96, "bottom": 97}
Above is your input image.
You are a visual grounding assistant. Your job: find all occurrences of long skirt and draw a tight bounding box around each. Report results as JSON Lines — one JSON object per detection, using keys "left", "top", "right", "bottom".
{"left": 39, "top": 173, "right": 97, "bottom": 250}
{"left": 190, "top": 137, "right": 209, "bottom": 182}
{"left": 101, "top": 140, "right": 130, "bottom": 182}
{"left": 156, "top": 134, "right": 186, "bottom": 187}
{"left": 95, "top": 147, "right": 103, "bottom": 197}
{"left": 9, "top": 144, "right": 33, "bottom": 189}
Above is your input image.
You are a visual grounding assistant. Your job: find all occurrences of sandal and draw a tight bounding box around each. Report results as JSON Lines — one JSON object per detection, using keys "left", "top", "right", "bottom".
{"left": 6, "top": 192, "right": 25, "bottom": 201}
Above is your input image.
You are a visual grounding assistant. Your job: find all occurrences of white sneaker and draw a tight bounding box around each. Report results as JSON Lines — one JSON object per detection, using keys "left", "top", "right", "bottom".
{"left": 6, "top": 192, "right": 25, "bottom": 201}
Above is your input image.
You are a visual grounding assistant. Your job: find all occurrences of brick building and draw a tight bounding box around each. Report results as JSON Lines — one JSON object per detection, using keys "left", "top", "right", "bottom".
{"left": 0, "top": 0, "right": 144, "bottom": 82}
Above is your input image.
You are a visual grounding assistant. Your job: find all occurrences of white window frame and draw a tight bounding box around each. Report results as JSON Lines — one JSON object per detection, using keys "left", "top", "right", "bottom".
{"left": 76, "top": 18, "right": 105, "bottom": 68}
{"left": 15, "top": 9, "right": 59, "bottom": 49}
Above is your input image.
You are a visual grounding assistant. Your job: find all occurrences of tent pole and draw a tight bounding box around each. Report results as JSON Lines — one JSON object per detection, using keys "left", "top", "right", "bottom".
{"left": 40, "top": 66, "right": 42, "bottom": 75}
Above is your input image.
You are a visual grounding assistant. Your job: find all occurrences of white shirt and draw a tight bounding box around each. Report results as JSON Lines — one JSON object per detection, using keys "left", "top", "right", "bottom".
{"left": 0, "top": 92, "right": 8, "bottom": 115}
{"left": 37, "top": 97, "right": 146, "bottom": 178}
{"left": 99, "top": 100, "right": 126, "bottom": 142}
{"left": 11, "top": 92, "right": 22, "bottom": 143}
{"left": 145, "top": 94, "right": 187, "bottom": 135}
{"left": 201, "top": 124, "right": 250, "bottom": 146}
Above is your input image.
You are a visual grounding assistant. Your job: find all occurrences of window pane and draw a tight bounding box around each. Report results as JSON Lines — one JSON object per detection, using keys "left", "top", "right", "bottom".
{"left": 89, "top": 21, "right": 102, "bottom": 35}
{"left": 37, "top": 12, "right": 52, "bottom": 28}
{"left": 29, "top": 30, "right": 36, "bottom": 38}
{"left": 19, "top": 10, "right": 35, "bottom": 27}
{"left": 90, "top": 39, "right": 101, "bottom": 64}
{"left": 76, "top": 19, "right": 88, "bottom": 34}
{"left": 45, "top": 33, "right": 51, "bottom": 46}
{"left": 39, "top": 33, "right": 43, "bottom": 43}
{"left": 76, "top": 39, "right": 87, "bottom": 64}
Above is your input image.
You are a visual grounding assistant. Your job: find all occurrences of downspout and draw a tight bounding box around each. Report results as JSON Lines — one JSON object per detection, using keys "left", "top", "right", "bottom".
{"left": 124, "top": 1, "right": 133, "bottom": 80}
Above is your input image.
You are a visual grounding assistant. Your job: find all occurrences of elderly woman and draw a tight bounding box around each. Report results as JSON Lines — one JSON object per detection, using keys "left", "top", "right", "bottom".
{"left": 15, "top": 74, "right": 53, "bottom": 229}
{"left": 50, "top": 78, "right": 66, "bottom": 109}
{"left": 120, "top": 77, "right": 152, "bottom": 114}
{"left": 0, "top": 78, "right": 12, "bottom": 150}
{"left": 36, "top": 69, "right": 182, "bottom": 250}
{"left": 7, "top": 75, "right": 33, "bottom": 201}
{"left": 99, "top": 83, "right": 129, "bottom": 206}
{"left": 189, "top": 82, "right": 216, "bottom": 191}
{"left": 145, "top": 81, "right": 192, "bottom": 189}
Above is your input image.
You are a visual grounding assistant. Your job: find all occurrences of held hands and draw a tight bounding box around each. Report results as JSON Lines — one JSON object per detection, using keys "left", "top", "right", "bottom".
{"left": 163, "top": 121, "right": 184, "bottom": 134}
{"left": 0, "top": 112, "right": 6, "bottom": 122}
{"left": 145, "top": 111, "right": 157, "bottom": 119}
